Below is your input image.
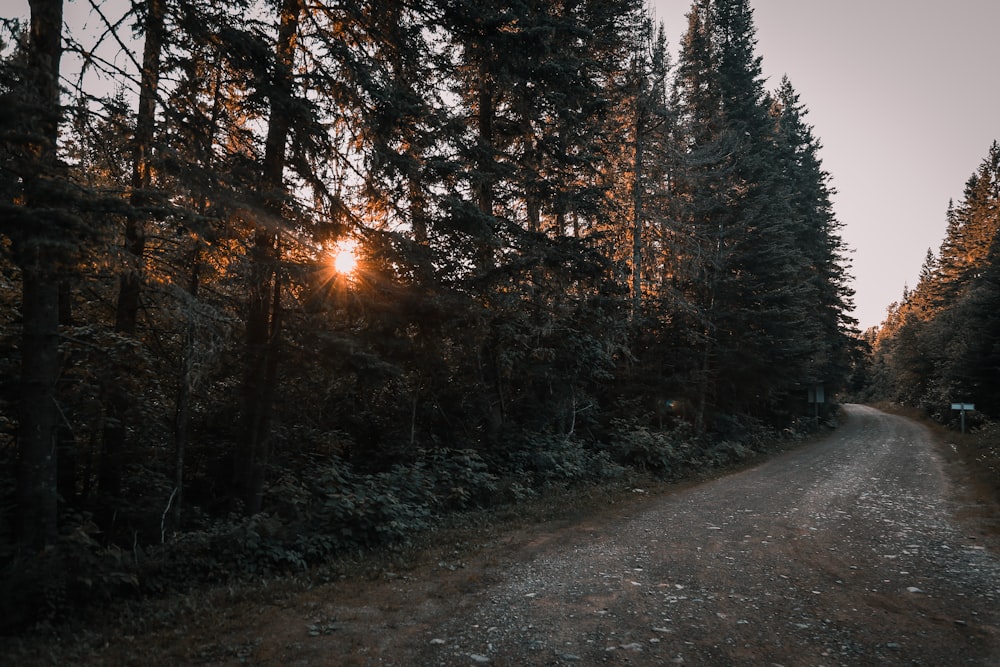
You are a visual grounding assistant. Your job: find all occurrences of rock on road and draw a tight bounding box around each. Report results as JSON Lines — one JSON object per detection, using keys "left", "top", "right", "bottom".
{"left": 229, "top": 405, "right": 1000, "bottom": 666}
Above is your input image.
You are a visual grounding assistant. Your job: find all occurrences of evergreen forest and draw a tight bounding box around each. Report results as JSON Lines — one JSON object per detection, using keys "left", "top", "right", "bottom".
{"left": 1, "top": 0, "right": 859, "bottom": 627}
{"left": 858, "top": 141, "right": 1000, "bottom": 423}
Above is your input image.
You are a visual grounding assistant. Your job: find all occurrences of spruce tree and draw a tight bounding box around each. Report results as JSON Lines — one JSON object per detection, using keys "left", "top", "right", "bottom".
{"left": 97, "top": 0, "right": 167, "bottom": 529}
{"left": 235, "top": 0, "right": 304, "bottom": 515}
{"left": 671, "top": 0, "right": 845, "bottom": 426}
{"left": 771, "top": 77, "right": 856, "bottom": 397}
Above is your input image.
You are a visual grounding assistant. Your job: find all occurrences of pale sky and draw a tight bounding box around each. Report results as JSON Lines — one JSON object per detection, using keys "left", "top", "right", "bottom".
{"left": 654, "top": 0, "right": 1000, "bottom": 330}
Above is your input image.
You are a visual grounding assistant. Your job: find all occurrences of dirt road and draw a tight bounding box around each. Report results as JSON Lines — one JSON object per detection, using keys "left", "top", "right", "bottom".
{"left": 110, "top": 405, "right": 1000, "bottom": 666}
{"left": 251, "top": 404, "right": 999, "bottom": 666}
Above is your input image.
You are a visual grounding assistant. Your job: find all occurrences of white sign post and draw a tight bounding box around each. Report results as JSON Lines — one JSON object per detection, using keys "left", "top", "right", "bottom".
{"left": 950, "top": 403, "right": 975, "bottom": 434}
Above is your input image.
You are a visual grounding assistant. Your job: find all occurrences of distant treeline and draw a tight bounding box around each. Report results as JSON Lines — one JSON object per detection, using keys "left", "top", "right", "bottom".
{"left": 855, "top": 141, "right": 1000, "bottom": 421}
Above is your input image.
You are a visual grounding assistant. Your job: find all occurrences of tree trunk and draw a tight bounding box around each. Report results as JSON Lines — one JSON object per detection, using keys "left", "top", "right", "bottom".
{"left": 170, "top": 59, "right": 225, "bottom": 530}
{"left": 57, "top": 280, "right": 76, "bottom": 506}
{"left": 235, "top": 0, "right": 302, "bottom": 515}
{"left": 16, "top": 0, "right": 65, "bottom": 550}
{"left": 475, "top": 56, "right": 496, "bottom": 271}
{"left": 476, "top": 60, "right": 495, "bottom": 218}
{"left": 172, "top": 248, "right": 201, "bottom": 532}
{"left": 237, "top": 230, "right": 282, "bottom": 514}
{"left": 114, "top": 0, "right": 164, "bottom": 335}
{"left": 99, "top": 0, "right": 165, "bottom": 528}
{"left": 524, "top": 138, "right": 541, "bottom": 234}
{"left": 19, "top": 259, "right": 61, "bottom": 550}
{"left": 527, "top": 197, "right": 540, "bottom": 234}
{"left": 631, "top": 108, "right": 644, "bottom": 316}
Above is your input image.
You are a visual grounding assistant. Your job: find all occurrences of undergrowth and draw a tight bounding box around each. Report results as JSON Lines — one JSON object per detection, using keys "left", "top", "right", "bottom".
{"left": 0, "top": 416, "right": 813, "bottom": 635}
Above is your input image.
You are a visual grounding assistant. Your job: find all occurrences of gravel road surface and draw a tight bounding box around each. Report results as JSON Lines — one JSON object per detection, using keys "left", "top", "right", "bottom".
{"left": 183, "top": 405, "right": 1000, "bottom": 666}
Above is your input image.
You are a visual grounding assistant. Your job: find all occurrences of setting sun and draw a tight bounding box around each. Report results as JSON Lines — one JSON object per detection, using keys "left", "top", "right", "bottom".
{"left": 332, "top": 240, "right": 358, "bottom": 275}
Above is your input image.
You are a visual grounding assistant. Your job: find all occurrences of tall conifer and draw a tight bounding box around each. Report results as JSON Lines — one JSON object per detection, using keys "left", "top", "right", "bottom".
{"left": 7, "top": 0, "right": 66, "bottom": 549}
{"left": 672, "top": 0, "right": 846, "bottom": 425}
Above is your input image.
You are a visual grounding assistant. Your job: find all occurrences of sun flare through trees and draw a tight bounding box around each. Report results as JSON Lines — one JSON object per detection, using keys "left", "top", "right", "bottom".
{"left": 332, "top": 239, "right": 359, "bottom": 275}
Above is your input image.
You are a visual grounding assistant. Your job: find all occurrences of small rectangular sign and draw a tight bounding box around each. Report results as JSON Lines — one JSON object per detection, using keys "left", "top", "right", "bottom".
{"left": 951, "top": 403, "right": 975, "bottom": 411}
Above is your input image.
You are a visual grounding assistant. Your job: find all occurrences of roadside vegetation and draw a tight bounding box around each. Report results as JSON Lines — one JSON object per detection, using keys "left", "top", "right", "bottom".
{"left": 0, "top": 414, "right": 830, "bottom": 664}
{"left": 1, "top": 410, "right": 822, "bottom": 635}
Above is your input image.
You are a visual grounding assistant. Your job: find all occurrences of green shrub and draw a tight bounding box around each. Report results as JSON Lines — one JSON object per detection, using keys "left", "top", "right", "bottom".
{"left": 509, "top": 434, "right": 625, "bottom": 486}
{"left": 298, "top": 448, "right": 498, "bottom": 553}
{"left": 607, "top": 421, "right": 697, "bottom": 473}
{"left": 701, "top": 440, "right": 753, "bottom": 467}
{"left": 306, "top": 465, "right": 433, "bottom": 550}
{"left": 0, "top": 515, "right": 139, "bottom": 633}
{"left": 417, "top": 448, "right": 499, "bottom": 510}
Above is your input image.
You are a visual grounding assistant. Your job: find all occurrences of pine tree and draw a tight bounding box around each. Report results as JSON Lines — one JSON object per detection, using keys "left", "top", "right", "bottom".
{"left": 671, "top": 0, "right": 845, "bottom": 426}
{"left": 670, "top": 0, "right": 728, "bottom": 428}
{"left": 770, "top": 77, "right": 856, "bottom": 396}
{"left": 617, "top": 13, "right": 673, "bottom": 315}
{"left": 361, "top": 0, "right": 439, "bottom": 248}
{"left": 931, "top": 146, "right": 1000, "bottom": 308}
{"left": 127, "top": 0, "right": 268, "bottom": 526}
{"left": 715, "top": 0, "right": 818, "bottom": 419}
{"left": 97, "top": 0, "right": 167, "bottom": 528}
{"left": 234, "top": 0, "right": 304, "bottom": 515}
{"left": 115, "top": 0, "right": 165, "bottom": 335}
{"left": 927, "top": 142, "right": 1000, "bottom": 412}
{"left": 929, "top": 200, "right": 963, "bottom": 309}
{"left": 951, "top": 236, "right": 1000, "bottom": 415}
{"left": 420, "top": 0, "right": 643, "bottom": 440}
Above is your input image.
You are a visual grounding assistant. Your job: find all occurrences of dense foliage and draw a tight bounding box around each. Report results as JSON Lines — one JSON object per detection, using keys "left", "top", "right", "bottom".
{"left": 858, "top": 141, "right": 1000, "bottom": 422}
{"left": 1, "top": 0, "right": 854, "bottom": 629}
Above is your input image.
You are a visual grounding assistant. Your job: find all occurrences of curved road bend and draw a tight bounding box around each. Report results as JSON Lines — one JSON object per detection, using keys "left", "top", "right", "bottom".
{"left": 387, "top": 404, "right": 1000, "bottom": 666}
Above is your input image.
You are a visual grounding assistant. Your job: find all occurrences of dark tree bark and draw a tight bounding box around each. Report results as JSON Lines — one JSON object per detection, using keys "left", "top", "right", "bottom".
{"left": 235, "top": 0, "right": 302, "bottom": 515}
{"left": 631, "top": 96, "right": 645, "bottom": 316}
{"left": 473, "top": 52, "right": 497, "bottom": 274}
{"left": 172, "top": 248, "right": 201, "bottom": 531}
{"left": 475, "top": 60, "right": 495, "bottom": 219}
{"left": 18, "top": 259, "right": 61, "bottom": 550}
{"left": 115, "top": 0, "right": 164, "bottom": 335}
{"left": 99, "top": 0, "right": 166, "bottom": 528}
{"left": 16, "top": 0, "right": 65, "bottom": 550}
